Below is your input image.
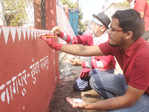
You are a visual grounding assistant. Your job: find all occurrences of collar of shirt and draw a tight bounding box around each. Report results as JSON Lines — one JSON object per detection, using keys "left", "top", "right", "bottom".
{"left": 124, "top": 38, "right": 145, "bottom": 57}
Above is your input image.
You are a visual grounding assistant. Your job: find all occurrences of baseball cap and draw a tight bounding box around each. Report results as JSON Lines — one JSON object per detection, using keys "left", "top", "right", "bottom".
{"left": 93, "top": 12, "right": 111, "bottom": 28}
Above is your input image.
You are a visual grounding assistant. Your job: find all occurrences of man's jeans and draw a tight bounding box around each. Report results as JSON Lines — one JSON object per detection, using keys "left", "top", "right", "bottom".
{"left": 89, "top": 69, "right": 149, "bottom": 112}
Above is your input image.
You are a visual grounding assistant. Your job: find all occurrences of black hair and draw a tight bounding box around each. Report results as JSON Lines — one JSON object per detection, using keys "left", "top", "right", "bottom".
{"left": 112, "top": 9, "right": 145, "bottom": 40}
{"left": 77, "top": 31, "right": 84, "bottom": 35}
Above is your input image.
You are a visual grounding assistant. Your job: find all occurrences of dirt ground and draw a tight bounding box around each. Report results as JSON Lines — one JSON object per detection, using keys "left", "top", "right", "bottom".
{"left": 49, "top": 65, "right": 83, "bottom": 112}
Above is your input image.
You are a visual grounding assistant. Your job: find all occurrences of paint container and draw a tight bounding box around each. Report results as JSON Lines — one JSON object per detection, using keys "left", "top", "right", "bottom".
{"left": 73, "top": 98, "right": 83, "bottom": 103}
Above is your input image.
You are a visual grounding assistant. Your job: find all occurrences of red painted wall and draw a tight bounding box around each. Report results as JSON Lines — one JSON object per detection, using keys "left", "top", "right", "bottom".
{"left": 0, "top": 0, "right": 59, "bottom": 111}
{"left": 0, "top": 28, "right": 58, "bottom": 112}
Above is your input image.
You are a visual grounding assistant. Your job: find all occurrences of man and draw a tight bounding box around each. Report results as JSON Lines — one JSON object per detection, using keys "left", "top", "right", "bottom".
{"left": 41, "top": 9, "right": 149, "bottom": 111}
{"left": 51, "top": 12, "right": 116, "bottom": 91}
{"left": 127, "top": 0, "right": 149, "bottom": 40}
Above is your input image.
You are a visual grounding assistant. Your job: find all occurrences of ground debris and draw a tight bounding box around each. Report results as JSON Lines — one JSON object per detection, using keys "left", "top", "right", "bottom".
{"left": 49, "top": 53, "right": 83, "bottom": 112}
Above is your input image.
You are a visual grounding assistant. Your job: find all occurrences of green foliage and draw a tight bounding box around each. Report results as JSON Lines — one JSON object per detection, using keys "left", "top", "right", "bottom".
{"left": 78, "top": 9, "right": 86, "bottom": 32}
{"left": 3, "top": 0, "right": 28, "bottom": 26}
{"left": 118, "top": 1, "right": 130, "bottom": 7}
{"left": 61, "top": 0, "right": 79, "bottom": 9}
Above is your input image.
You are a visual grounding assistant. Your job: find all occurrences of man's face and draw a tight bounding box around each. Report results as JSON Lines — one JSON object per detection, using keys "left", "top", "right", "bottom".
{"left": 108, "top": 18, "right": 126, "bottom": 46}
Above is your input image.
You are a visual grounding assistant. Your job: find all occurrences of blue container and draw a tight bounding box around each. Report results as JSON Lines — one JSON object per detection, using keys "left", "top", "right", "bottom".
{"left": 68, "top": 9, "right": 79, "bottom": 35}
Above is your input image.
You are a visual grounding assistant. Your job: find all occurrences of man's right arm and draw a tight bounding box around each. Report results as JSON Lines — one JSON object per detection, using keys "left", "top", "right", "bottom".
{"left": 60, "top": 44, "right": 104, "bottom": 56}
{"left": 40, "top": 34, "right": 104, "bottom": 57}
{"left": 52, "top": 26, "right": 73, "bottom": 44}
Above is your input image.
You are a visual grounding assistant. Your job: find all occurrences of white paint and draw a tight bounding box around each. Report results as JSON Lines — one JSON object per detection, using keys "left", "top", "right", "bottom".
{"left": 22, "top": 105, "right": 26, "bottom": 111}
{"left": 22, "top": 74, "right": 28, "bottom": 85}
{"left": 0, "top": 28, "right": 1, "bottom": 37}
{"left": 17, "top": 28, "right": 22, "bottom": 40}
{"left": 22, "top": 28, "right": 26, "bottom": 40}
{"left": 32, "top": 58, "right": 35, "bottom": 62}
{"left": 27, "top": 73, "right": 30, "bottom": 77}
{"left": 73, "top": 98, "right": 83, "bottom": 103}
{"left": 12, "top": 82, "right": 16, "bottom": 94}
{"left": 12, "top": 76, "right": 17, "bottom": 82}
{"left": 0, "top": 56, "right": 49, "bottom": 104}
{"left": 22, "top": 88, "right": 27, "bottom": 96}
{"left": 2, "top": 27, "right": 10, "bottom": 44}
{"left": 15, "top": 80, "right": 19, "bottom": 94}
{"left": 6, "top": 80, "right": 11, "bottom": 85}
{"left": 9, "top": 85, "right": 13, "bottom": 100}
{"left": 31, "top": 30, "right": 34, "bottom": 39}
{"left": 34, "top": 31, "right": 37, "bottom": 39}
{"left": 6, "top": 88, "right": 10, "bottom": 104}
{"left": 10, "top": 27, "right": 17, "bottom": 42}
{"left": 18, "top": 78, "right": 22, "bottom": 87}
{"left": 37, "top": 32, "right": 40, "bottom": 38}
{"left": 1, "top": 91, "right": 6, "bottom": 102}
{"left": 18, "top": 72, "right": 23, "bottom": 77}
{"left": 0, "top": 84, "right": 5, "bottom": 90}
{"left": 27, "top": 29, "right": 30, "bottom": 40}
{"left": 0, "top": 27, "right": 50, "bottom": 44}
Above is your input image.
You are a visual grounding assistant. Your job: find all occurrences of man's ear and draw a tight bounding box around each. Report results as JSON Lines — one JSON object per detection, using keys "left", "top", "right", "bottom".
{"left": 125, "top": 31, "right": 133, "bottom": 40}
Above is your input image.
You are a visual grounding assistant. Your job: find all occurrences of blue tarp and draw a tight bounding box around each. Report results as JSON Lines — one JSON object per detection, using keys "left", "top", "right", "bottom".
{"left": 69, "top": 9, "right": 79, "bottom": 36}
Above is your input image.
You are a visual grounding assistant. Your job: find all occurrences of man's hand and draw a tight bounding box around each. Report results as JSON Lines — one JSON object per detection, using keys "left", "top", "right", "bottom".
{"left": 69, "top": 58, "right": 82, "bottom": 66}
{"left": 51, "top": 26, "right": 62, "bottom": 37}
{"left": 40, "top": 36, "right": 63, "bottom": 50}
{"left": 66, "top": 97, "right": 88, "bottom": 109}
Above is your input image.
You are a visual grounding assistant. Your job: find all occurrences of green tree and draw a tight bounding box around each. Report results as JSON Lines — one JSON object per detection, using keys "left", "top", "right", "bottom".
{"left": 3, "top": 0, "right": 28, "bottom": 26}
{"left": 61, "top": 0, "right": 78, "bottom": 9}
